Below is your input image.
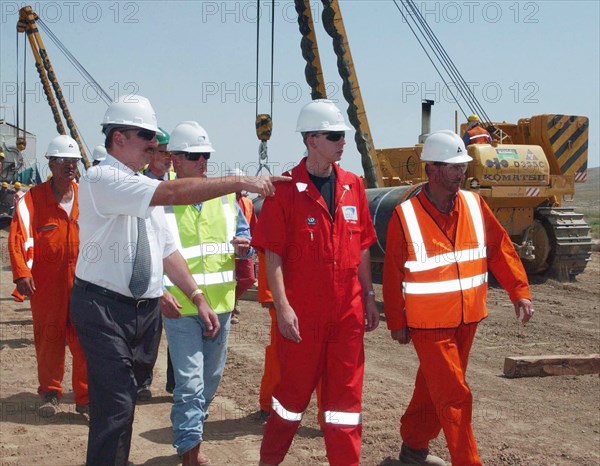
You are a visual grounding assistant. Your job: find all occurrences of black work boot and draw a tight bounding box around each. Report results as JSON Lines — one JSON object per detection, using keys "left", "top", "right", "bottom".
{"left": 399, "top": 443, "right": 446, "bottom": 465}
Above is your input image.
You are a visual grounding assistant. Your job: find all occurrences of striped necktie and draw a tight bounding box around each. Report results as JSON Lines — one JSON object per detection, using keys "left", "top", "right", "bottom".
{"left": 128, "top": 216, "right": 152, "bottom": 299}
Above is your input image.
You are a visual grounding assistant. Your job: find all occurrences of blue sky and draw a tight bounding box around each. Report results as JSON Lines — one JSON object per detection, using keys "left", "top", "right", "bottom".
{"left": 1, "top": 0, "right": 599, "bottom": 177}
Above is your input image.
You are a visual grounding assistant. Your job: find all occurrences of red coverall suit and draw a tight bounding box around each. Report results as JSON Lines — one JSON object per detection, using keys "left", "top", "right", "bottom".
{"left": 383, "top": 189, "right": 530, "bottom": 466}
{"left": 257, "top": 250, "right": 324, "bottom": 427}
{"left": 253, "top": 158, "right": 376, "bottom": 466}
{"left": 235, "top": 194, "right": 257, "bottom": 300}
{"left": 8, "top": 181, "right": 88, "bottom": 405}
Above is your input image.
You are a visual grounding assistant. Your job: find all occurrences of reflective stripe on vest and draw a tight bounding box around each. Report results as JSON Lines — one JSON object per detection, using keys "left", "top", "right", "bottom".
{"left": 324, "top": 410, "right": 362, "bottom": 426}
{"left": 16, "top": 194, "right": 34, "bottom": 269}
{"left": 399, "top": 190, "right": 489, "bottom": 327}
{"left": 164, "top": 195, "right": 237, "bottom": 315}
{"left": 272, "top": 396, "right": 303, "bottom": 422}
{"left": 402, "top": 190, "right": 486, "bottom": 274}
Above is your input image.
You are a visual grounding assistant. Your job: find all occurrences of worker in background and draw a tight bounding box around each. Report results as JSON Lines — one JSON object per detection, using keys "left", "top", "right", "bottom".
{"left": 8, "top": 135, "right": 88, "bottom": 418}
{"left": 0, "top": 151, "right": 4, "bottom": 175}
{"left": 462, "top": 114, "right": 492, "bottom": 147}
{"left": 136, "top": 128, "right": 171, "bottom": 402}
{"left": 254, "top": 99, "right": 379, "bottom": 466}
{"left": 70, "top": 95, "right": 288, "bottom": 466}
{"left": 92, "top": 144, "right": 107, "bottom": 166}
{"left": 1, "top": 181, "right": 8, "bottom": 192}
{"left": 226, "top": 167, "right": 257, "bottom": 324}
{"left": 256, "top": 249, "right": 325, "bottom": 427}
{"left": 162, "top": 121, "right": 253, "bottom": 466}
{"left": 13, "top": 181, "right": 25, "bottom": 205}
{"left": 383, "top": 130, "right": 534, "bottom": 466}
{"left": 143, "top": 127, "right": 171, "bottom": 180}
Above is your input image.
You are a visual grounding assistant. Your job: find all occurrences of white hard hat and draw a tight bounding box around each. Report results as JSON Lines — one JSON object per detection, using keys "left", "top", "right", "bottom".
{"left": 92, "top": 144, "right": 108, "bottom": 162}
{"left": 168, "top": 121, "right": 215, "bottom": 153}
{"left": 421, "top": 130, "right": 472, "bottom": 164}
{"left": 296, "top": 99, "right": 352, "bottom": 132}
{"left": 45, "top": 135, "right": 81, "bottom": 159}
{"left": 101, "top": 94, "right": 161, "bottom": 134}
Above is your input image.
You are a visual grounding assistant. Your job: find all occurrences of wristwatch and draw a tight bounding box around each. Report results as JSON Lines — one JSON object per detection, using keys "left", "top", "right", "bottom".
{"left": 364, "top": 290, "right": 376, "bottom": 298}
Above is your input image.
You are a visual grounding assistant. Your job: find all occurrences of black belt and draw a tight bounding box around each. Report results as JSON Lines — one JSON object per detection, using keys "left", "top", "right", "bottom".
{"left": 74, "top": 277, "right": 158, "bottom": 309}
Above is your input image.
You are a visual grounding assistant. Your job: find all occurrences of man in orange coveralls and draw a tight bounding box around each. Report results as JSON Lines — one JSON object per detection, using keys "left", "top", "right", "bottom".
{"left": 383, "top": 130, "right": 534, "bottom": 466}
{"left": 8, "top": 135, "right": 88, "bottom": 418}
{"left": 254, "top": 99, "right": 380, "bottom": 466}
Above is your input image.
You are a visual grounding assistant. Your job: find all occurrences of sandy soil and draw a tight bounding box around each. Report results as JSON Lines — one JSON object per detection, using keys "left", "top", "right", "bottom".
{"left": 1, "top": 228, "right": 598, "bottom": 466}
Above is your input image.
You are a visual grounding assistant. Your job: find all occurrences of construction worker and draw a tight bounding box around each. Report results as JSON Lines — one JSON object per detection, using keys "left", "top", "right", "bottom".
{"left": 462, "top": 114, "right": 492, "bottom": 147}
{"left": 92, "top": 144, "right": 107, "bottom": 166}
{"left": 70, "top": 95, "right": 287, "bottom": 466}
{"left": 1, "top": 181, "right": 8, "bottom": 192}
{"left": 383, "top": 130, "right": 534, "bottom": 466}
{"left": 8, "top": 135, "right": 88, "bottom": 418}
{"left": 143, "top": 127, "right": 171, "bottom": 180}
{"left": 162, "top": 121, "right": 253, "bottom": 466}
{"left": 12, "top": 181, "right": 25, "bottom": 205}
{"left": 254, "top": 99, "right": 379, "bottom": 466}
{"left": 0, "top": 151, "right": 4, "bottom": 175}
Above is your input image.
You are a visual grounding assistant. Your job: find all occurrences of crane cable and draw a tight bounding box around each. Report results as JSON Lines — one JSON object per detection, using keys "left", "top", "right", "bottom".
{"left": 393, "top": 0, "right": 494, "bottom": 129}
{"left": 37, "top": 18, "right": 112, "bottom": 106}
{"left": 254, "top": 0, "right": 275, "bottom": 176}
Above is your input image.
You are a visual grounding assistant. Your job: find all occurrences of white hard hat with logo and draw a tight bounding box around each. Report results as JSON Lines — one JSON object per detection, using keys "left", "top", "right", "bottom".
{"left": 101, "top": 94, "right": 161, "bottom": 134}
{"left": 45, "top": 135, "right": 82, "bottom": 159}
{"left": 421, "top": 130, "right": 472, "bottom": 164}
{"left": 92, "top": 144, "right": 108, "bottom": 162}
{"left": 168, "top": 121, "right": 215, "bottom": 153}
{"left": 296, "top": 99, "right": 352, "bottom": 132}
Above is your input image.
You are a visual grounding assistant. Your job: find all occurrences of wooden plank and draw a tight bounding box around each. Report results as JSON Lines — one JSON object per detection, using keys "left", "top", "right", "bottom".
{"left": 503, "top": 354, "right": 600, "bottom": 378}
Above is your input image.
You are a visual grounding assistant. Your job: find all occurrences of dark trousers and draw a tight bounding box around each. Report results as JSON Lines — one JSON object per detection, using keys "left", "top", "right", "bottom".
{"left": 70, "top": 284, "right": 161, "bottom": 466}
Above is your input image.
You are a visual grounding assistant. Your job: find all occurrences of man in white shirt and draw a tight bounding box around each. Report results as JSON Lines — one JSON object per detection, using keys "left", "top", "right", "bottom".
{"left": 71, "top": 95, "right": 287, "bottom": 466}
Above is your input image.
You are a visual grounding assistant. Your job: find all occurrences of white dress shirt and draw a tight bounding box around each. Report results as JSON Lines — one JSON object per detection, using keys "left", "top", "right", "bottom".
{"left": 75, "top": 153, "right": 176, "bottom": 298}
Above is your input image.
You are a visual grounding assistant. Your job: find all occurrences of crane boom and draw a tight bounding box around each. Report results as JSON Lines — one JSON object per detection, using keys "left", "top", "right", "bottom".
{"left": 17, "top": 5, "right": 90, "bottom": 168}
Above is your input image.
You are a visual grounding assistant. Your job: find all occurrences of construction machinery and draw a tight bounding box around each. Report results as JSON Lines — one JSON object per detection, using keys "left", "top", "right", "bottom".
{"left": 292, "top": 0, "right": 592, "bottom": 281}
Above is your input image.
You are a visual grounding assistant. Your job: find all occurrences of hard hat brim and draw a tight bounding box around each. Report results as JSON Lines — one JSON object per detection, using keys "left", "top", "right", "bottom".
{"left": 170, "top": 145, "right": 216, "bottom": 153}
{"left": 443, "top": 154, "right": 473, "bottom": 164}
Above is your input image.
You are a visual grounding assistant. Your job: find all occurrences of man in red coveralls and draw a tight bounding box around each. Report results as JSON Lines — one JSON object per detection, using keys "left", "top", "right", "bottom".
{"left": 254, "top": 99, "right": 379, "bottom": 466}
{"left": 9, "top": 135, "right": 88, "bottom": 418}
{"left": 383, "top": 130, "right": 534, "bottom": 466}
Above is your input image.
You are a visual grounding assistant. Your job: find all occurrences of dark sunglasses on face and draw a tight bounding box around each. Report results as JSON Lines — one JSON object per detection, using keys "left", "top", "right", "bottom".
{"left": 315, "top": 131, "right": 345, "bottom": 142}
{"left": 172, "top": 151, "right": 211, "bottom": 161}
{"left": 49, "top": 157, "right": 79, "bottom": 165}
{"left": 119, "top": 127, "right": 157, "bottom": 141}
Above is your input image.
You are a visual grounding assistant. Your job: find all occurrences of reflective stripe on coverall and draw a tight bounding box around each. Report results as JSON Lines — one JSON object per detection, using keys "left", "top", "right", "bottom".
{"left": 8, "top": 181, "right": 88, "bottom": 404}
{"left": 465, "top": 125, "right": 492, "bottom": 145}
{"left": 253, "top": 158, "right": 376, "bottom": 466}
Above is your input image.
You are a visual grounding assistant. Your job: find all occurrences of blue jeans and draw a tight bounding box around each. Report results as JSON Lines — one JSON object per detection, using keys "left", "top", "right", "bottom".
{"left": 163, "top": 312, "right": 231, "bottom": 456}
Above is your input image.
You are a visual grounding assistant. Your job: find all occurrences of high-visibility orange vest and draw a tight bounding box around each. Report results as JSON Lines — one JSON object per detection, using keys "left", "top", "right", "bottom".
{"left": 466, "top": 126, "right": 491, "bottom": 145}
{"left": 396, "top": 190, "right": 488, "bottom": 328}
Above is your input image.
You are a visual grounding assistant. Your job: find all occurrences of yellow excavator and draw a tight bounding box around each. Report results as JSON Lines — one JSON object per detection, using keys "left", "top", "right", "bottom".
{"left": 291, "top": 0, "right": 592, "bottom": 281}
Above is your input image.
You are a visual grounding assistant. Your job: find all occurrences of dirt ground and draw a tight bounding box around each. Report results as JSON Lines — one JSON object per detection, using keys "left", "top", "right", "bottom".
{"left": 1, "top": 234, "right": 599, "bottom": 465}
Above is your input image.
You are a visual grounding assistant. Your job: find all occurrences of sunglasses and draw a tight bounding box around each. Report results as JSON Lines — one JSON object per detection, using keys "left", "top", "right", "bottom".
{"left": 119, "top": 128, "right": 157, "bottom": 141}
{"left": 314, "top": 131, "right": 345, "bottom": 142}
{"left": 49, "top": 157, "right": 79, "bottom": 165}
{"left": 172, "top": 152, "right": 211, "bottom": 161}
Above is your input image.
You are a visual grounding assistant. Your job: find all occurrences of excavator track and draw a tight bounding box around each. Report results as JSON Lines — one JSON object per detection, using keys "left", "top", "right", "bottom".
{"left": 535, "top": 207, "right": 593, "bottom": 281}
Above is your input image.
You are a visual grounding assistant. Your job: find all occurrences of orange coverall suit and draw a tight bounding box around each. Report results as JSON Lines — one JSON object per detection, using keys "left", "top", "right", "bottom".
{"left": 235, "top": 194, "right": 257, "bottom": 299}
{"left": 8, "top": 181, "right": 88, "bottom": 405}
{"left": 464, "top": 125, "right": 492, "bottom": 146}
{"left": 383, "top": 189, "right": 530, "bottom": 466}
{"left": 253, "top": 158, "right": 377, "bottom": 466}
